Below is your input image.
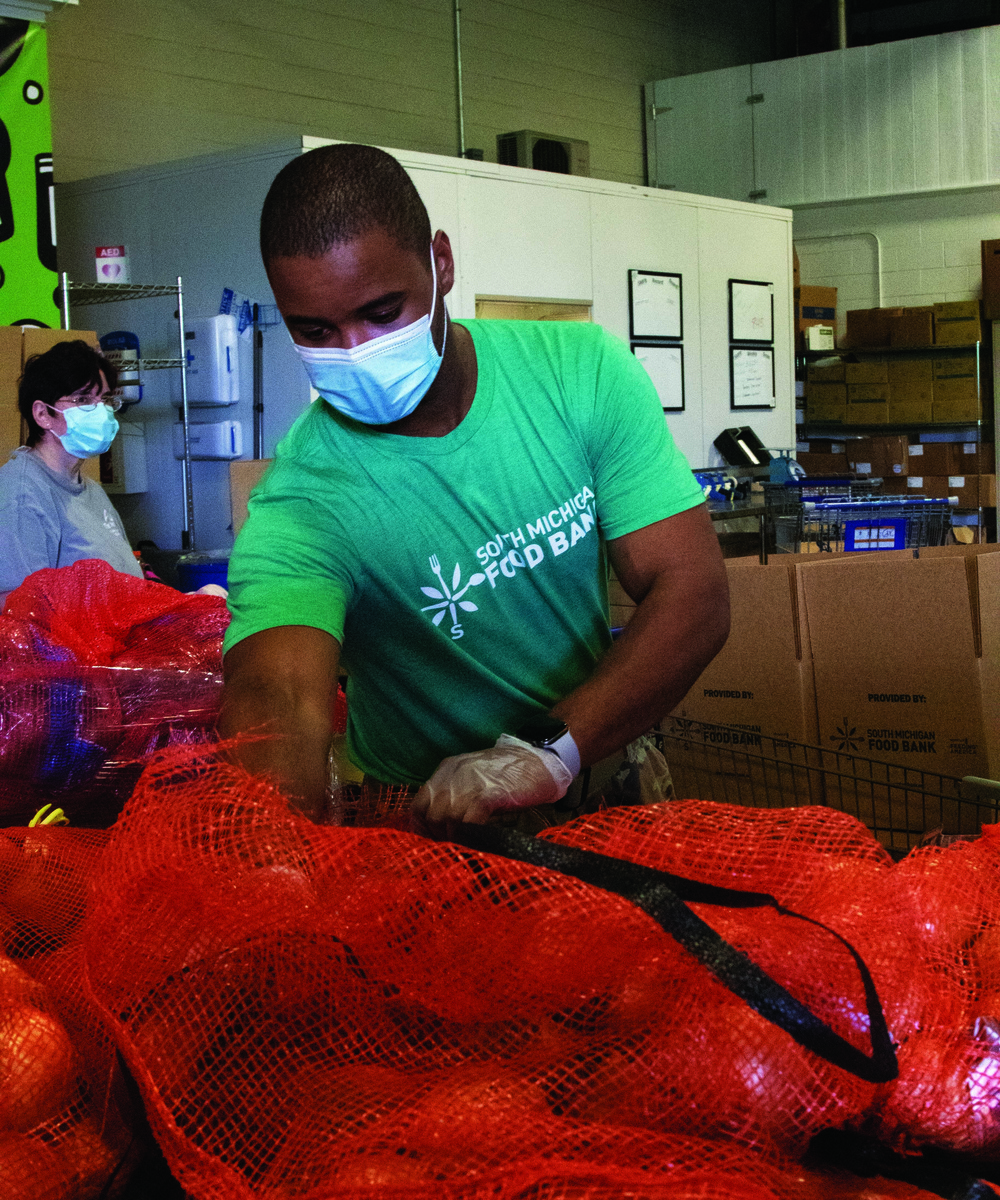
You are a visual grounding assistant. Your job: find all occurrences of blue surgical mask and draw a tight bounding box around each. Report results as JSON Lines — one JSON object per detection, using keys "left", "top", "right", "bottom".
{"left": 291, "top": 245, "right": 447, "bottom": 425}
{"left": 49, "top": 402, "right": 119, "bottom": 458}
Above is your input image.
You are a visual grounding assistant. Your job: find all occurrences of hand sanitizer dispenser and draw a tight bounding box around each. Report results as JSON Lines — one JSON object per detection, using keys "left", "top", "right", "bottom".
{"left": 184, "top": 314, "right": 239, "bottom": 406}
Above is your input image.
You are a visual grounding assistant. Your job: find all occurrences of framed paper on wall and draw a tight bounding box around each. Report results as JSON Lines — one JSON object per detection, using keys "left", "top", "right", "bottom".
{"left": 730, "top": 346, "right": 775, "bottom": 410}
{"left": 632, "top": 342, "right": 684, "bottom": 411}
{"left": 728, "top": 279, "right": 773, "bottom": 344}
{"left": 628, "top": 270, "right": 682, "bottom": 340}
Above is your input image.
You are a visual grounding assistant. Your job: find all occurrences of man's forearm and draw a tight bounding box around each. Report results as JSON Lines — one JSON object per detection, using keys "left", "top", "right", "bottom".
{"left": 552, "top": 505, "right": 730, "bottom": 767}
{"left": 218, "top": 626, "right": 341, "bottom": 820}
{"left": 552, "top": 575, "right": 729, "bottom": 766}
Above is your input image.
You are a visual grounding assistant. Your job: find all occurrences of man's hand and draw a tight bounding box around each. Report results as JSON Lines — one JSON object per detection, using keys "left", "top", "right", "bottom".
{"left": 411, "top": 734, "right": 573, "bottom": 826}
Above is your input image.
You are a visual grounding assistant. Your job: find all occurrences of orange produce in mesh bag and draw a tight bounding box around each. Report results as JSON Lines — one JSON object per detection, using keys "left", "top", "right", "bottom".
{"left": 71, "top": 746, "right": 913, "bottom": 1200}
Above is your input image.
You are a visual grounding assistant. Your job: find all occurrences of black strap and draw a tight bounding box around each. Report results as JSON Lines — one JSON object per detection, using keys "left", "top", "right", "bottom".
{"left": 449, "top": 824, "right": 898, "bottom": 1085}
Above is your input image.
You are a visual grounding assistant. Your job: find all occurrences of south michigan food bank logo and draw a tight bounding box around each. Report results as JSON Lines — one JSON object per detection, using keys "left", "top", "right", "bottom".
{"left": 832, "top": 719, "right": 863, "bottom": 753}
{"left": 420, "top": 554, "right": 485, "bottom": 641}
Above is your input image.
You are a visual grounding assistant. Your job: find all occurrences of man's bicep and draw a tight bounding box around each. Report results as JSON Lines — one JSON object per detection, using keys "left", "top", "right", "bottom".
{"left": 606, "top": 503, "right": 727, "bottom": 606}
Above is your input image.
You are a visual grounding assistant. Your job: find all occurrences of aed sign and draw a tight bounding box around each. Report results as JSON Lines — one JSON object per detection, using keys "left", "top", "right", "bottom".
{"left": 95, "top": 244, "right": 129, "bottom": 283}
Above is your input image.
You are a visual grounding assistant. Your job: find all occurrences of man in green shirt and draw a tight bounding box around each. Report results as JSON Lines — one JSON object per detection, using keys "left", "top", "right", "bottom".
{"left": 220, "top": 143, "right": 730, "bottom": 826}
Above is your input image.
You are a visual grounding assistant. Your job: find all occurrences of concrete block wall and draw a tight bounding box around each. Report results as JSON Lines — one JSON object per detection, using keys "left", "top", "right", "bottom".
{"left": 46, "top": 0, "right": 773, "bottom": 189}
{"left": 793, "top": 186, "right": 1000, "bottom": 341}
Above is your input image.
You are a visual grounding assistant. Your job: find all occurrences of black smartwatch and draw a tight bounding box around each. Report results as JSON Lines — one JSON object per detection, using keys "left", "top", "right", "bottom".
{"left": 514, "top": 714, "right": 581, "bottom": 778}
{"left": 516, "top": 713, "right": 568, "bottom": 748}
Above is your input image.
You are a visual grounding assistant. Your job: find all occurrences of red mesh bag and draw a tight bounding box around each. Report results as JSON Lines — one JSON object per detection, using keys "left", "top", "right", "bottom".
{"left": 0, "top": 560, "right": 226, "bottom": 825}
{"left": 71, "top": 746, "right": 975, "bottom": 1200}
{"left": 2, "top": 558, "right": 228, "bottom": 671}
{"left": 0, "top": 823, "right": 140, "bottom": 1199}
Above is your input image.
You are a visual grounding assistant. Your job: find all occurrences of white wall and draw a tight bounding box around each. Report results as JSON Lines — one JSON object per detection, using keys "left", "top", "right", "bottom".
{"left": 58, "top": 140, "right": 794, "bottom": 551}
{"left": 793, "top": 184, "right": 1000, "bottom": 342}
{"left": 646, "top": 26, "right": 1000, "bottom": 208}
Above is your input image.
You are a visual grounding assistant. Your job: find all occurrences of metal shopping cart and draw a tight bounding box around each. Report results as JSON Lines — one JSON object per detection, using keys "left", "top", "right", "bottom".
{"left": 762, "top": 477, "right": 885, "bottom": 556}
{"left": 656, "top": 717, "right": 1000, "bottom": 855}
{"left": 797, "top": 495, "right": 956, "bottom": 554}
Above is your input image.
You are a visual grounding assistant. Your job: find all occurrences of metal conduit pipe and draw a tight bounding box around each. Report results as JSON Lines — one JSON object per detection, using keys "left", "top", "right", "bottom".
{"left": 454, "top": 0, "right": 466, "bottom": 157}
{"left": 793, "top": 231, "right": 883, "bottom": 308}
{"left": 836, "top": 0, "right": 848, "bottom": 49}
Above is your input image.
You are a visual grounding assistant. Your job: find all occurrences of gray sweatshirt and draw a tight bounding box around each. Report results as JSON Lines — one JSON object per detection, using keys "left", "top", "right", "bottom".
{"left": 0, "top": 446, "right": 143, "bottom": 595}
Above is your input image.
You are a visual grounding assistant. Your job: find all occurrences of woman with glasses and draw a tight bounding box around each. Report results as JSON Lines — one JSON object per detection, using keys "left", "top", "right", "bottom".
{"left": 0, "top": 339, "right": 143, "bottom": 604}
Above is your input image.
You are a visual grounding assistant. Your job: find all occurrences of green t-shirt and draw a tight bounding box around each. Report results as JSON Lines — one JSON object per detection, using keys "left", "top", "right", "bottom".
{"left": 225, "top": 319, "right": 704, "bottom": 784}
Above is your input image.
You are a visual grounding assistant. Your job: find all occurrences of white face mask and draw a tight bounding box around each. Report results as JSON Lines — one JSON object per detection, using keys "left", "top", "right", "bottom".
{"left": 46, "top": 402, "right": 119, "bottom": 458}
{"left": 291, "top": 245, "right": 447, "bottom": 425}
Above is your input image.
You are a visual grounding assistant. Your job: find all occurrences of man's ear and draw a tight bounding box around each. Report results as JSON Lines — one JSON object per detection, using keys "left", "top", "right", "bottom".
{"left": 432, "top": 229, "right": 456, "bottom": 297}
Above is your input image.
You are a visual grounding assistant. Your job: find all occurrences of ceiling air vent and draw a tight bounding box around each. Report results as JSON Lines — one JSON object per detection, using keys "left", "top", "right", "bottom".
{"left": 496, "top": 130, "right": 590, "bottom": 177}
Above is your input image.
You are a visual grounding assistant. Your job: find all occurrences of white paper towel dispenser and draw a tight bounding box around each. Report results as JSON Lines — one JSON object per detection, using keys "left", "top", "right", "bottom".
{"left": 184, "top": 313, "right": 240, "bottom": 405}
{"left": 173, "top": 420, "right": 243, "bottom": 460}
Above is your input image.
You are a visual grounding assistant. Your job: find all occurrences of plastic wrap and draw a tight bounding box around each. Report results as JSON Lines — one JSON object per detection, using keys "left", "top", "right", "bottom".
{"left": 0, "top": 560, "right": 226, "bottom": 825}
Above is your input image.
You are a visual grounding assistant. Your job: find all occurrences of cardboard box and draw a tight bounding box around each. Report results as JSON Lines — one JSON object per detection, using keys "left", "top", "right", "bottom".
{"left": 931, "top": 355, "right": 978, "bottom": 407}
{"left": 671, "top": 558, "right": 818, "bottom": 747}
{"left": 920, "top": 475, "right": 955, "bottom": 500}
{"left": 906, "top": 442, "right": 951, "bottom": 475}
{"left": 22, "top": 327, "right": 98, "bottom": 361}
{"left": 983, "top": 239, "right": 1000, "bottom": 322}
{"left": 933, "top": 354, "right": 977, "bottom": 380}
{"left": 951, "top": 441, "right": 994, "bottom": 474}
{"left": 849, "top": 435, "right": 908, "bottom": 479}
{"left": 887, "top": 358, "right": 934, "bottom": 383}
{"left": 933, "top": 396, "right": 981, "bottom": 424}
{"left": 806, "top": 383, "right": 848, "bottom": 424}
{"left": 933, "top": 300, "right": 981, "bottom": 346}
{"left": 847, "top": 404, "right": 889, "bottom": 426}
{"left": 799, "top": 549, "right": 1000, "bottom": 788}
{"left": 925, "top": 474, "right": 993, "bottom": 509}
{"left": 845, "top": 308, "right": 903, "bottom": 348}
{"left": 888, "top": 307, "right": 934, "bottom": 348}
{"left": 847, "top": 384, "right": 889, "bottom": 426}
{"left": 798, "top": 451, "right": 850, "bottom": 475}
{"left": 0, "top": 327, "right": 24, "bottom": 459}
{"left": 796, "top": 285, "right": 837, "bottom": 332}
{"left": 888, "top": 383, "right": 934, "bottom": 425}
{"left": 934, "top": 377, "right": 979, "bottom": 404}
{"left": 846, "top": 362, "right": 889, "bottom": 385}
{"left": 807, "top": 362, "right": 846, "bottom": 383}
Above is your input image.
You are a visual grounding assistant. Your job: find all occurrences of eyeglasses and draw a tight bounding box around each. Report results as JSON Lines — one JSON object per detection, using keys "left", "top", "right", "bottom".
{"left": 46, "top": 395, "right": 124, "bottom": 413}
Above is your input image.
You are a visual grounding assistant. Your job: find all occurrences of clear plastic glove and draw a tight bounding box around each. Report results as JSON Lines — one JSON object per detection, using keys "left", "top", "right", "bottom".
{"left": 193, "top": 584, "right": 228, "bottom": 597}
{"left": 411, "top": 734, "right": 574, "bottom": 826}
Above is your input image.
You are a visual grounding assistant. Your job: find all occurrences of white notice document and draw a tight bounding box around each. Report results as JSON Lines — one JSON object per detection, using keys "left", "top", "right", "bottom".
{"left": 629, "top": 271, "right": 682, "bottom": 339}
{"left": 730, "top": 280, "right": 773, "bottom": 342}
{"left": 633, "top": 343, "right": 684, "bottom": 410}
{"left": 731, "top": 348, "right": 775, "bottom": 408}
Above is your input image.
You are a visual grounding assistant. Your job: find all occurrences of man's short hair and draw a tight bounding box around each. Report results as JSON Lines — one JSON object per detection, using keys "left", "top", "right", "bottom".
{"left": 260, "top": 143, "right": 432, "bottom": 265}
{"left": 18, "top": 339, "right": 119, "bottom": 447}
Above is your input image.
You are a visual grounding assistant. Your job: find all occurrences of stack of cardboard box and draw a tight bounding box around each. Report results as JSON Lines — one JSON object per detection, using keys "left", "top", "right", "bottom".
{"left": 845, "top": 301, "right": 982, "bottom": 350}
{"left": 656, "top": 546, "right": 1000, "bottom": 811}
{"left": 888, "top": 438, "right": 997, "bottom": 508}
{"left": 804, "top": 348, "right": 981, "bottom": 426}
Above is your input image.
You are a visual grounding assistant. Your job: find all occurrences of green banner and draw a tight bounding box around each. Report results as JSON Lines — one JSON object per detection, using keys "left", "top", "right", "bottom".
{"left": 0, "top": 18, "right": 59, "bottom": 328}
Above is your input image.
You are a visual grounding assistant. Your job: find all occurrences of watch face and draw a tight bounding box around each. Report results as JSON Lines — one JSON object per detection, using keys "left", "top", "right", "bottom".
{"left": 516, "top": 714, "right": 568, "bottom": 747}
